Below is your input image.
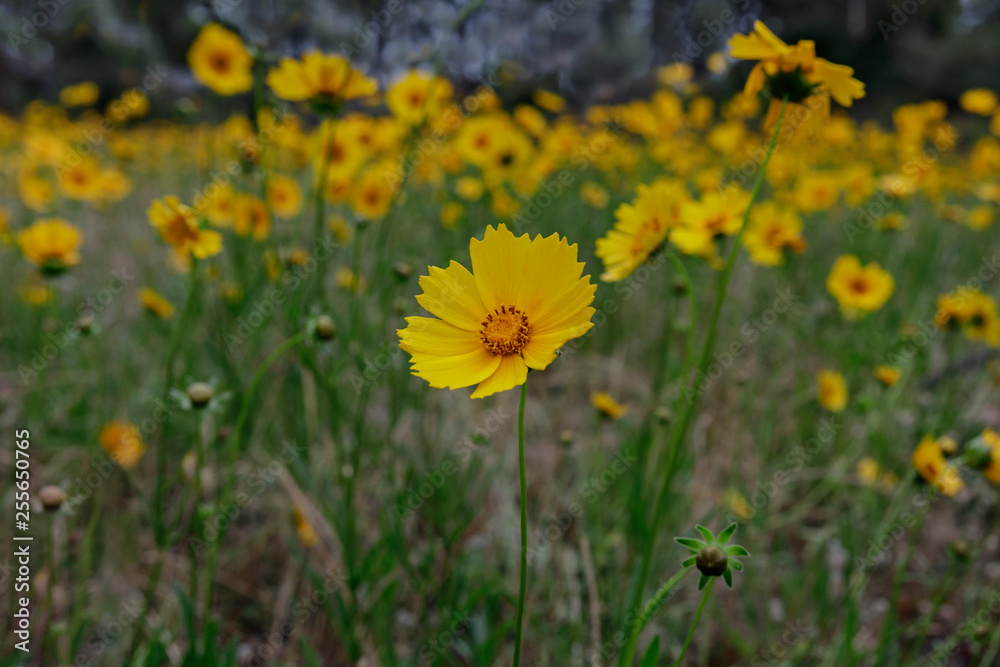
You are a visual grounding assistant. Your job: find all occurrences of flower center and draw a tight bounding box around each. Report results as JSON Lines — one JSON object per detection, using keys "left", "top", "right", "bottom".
{"left": 480, "top": 305, "right": 531, "bottom": 356}
{"left": 849, "top": 277, "right": 870, "bottom": 295}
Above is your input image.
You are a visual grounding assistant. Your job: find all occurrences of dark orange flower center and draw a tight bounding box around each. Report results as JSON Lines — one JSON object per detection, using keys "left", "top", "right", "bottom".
{"left": 480, "top": 305, "right": 530, "bottom": 355}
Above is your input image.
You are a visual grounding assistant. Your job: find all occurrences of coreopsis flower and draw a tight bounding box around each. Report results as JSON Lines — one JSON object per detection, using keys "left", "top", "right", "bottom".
{"left": 857, "top": 457, "right": 897, "bottom": 491}
{"left": 266, "top": 51, "right": 377, "bottom": 107}
{"left": 351, "top": 162, "right": 398, "bottom": 221}
{"left": 455, "top": 177, "right": 485, "bottom": 201}
{"left": 19, "top": 169, "right": 56, "bottom": 211}
{"left": 816, "top": 369, "right": 847, "bottom": 412}
{"left": 580, "top": 182, "right": 609, "bottom": 210}
{"left": 99, "top": 421, "right": 146, "bottom": 470}
{"left": 741, "top": 202, "right": 805, "bottom": 266}
{"left": 266, "top": 174, "right": 303, "bottom": 219}
{"left": 912, "top": 434, "right": 963, "bottom": 496}
{"left": 935, "top": 287, "right": 1000, "bottom": 346}
{"left": 58, "top": 81, "right": 99, "bottom": 108}
{"left": 147, "top": 195, "right": 223, "bottom": 259}
{"left": 591, "top": 392, "right": 627, "bottom": 419}
{"left": 873, "top": 365, "right": 901, "bottom": 387}
{"left": 826, "top": 255, "right": 894, "bottom": 318}
{"left": 386, "top": 69, "right": 453, "bottom": 126}
{"left": 139, "top": 288, "right": 175, "bottom": 319}
{"left": 17, "top": 218, "right": 83, "bottom": 274}
{"left": 398, "top": 224, "right": 595, "bottom": 399}
{"left": 232, "top": 194, "right": 271, "bottom": 241}
{"left": 514, "top": 104, "right": 547, "bottom": 137}
{"left": 728, "top": 21, "right": 864, "bottom": 140}
{"left": 670, "top": 188, "right": 751, "bottom": 264}
{"left": 532, "top": 89, "right": 566, "bottom": 113}
{"left": 98, "top": 169, "right": 132, "bottom": 202}
{"left": 58, "top": 156, "right": 103, "bottom": 201}
{"left": 959, "top": 89, "right": 998, "bottom": 116}
{"left": 187, "top": 23, "right": 254, "bottom": 96}
{"left": 595, "top": 179, "right": 688, "bottom": 281}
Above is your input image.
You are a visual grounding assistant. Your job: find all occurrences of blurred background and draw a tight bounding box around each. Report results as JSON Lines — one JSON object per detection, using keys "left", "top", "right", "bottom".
{"left": 2, "top": 0, "right": 1000, "bottom": 120}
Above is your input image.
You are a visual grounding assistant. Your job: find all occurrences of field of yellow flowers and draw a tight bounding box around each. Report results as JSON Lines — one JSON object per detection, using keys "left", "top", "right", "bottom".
{"left": 3, "top": 16, "right": 1000, "bottom": 667}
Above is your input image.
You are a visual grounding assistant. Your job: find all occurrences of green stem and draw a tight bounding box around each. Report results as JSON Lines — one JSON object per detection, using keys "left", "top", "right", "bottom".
{"left": 619, "top": 97, "right": 788, "bottom": 667}
{"left": 203, "top": 331, "right": 308, "bottom": 616}
{"left": 876, "top": 503, "right": 927, "bottom": 663}
{"left": 630, "top": 567, "right": 691, "bottom": 641}
{"left": 674, "top": 578, "right": 715, "bottom": 667}
{"left": 513, "top": 381, "right": 528, "bottom": 667}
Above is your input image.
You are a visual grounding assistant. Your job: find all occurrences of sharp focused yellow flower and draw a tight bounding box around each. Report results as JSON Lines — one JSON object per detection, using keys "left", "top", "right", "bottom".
{"left": 148, "top": 195, "right": 223, "bottom": 259}
{"left": 873, "top": 365, "right": 901, "bottom": 387}
{"left": 187, "top": 23, "right": 254, "bottom": 96}
{"left": 826, "top": 255, "right": 894, "bottom": 318}
{"left": 591, "top": 392, "right": 627, "bottom": 419}
{"left": 267, "top": 51, "right": 377, "bottom": 103}
{"left": 17, "top": 218, "right": 83, "bottom": 273}
{"left": 816, "top": 369, "right": 847, "bottom": 412}
{"left": 596, "top": 179, "right": 687, "bottom": 281}
{"left": 99, "top": 421, "right": 146, "bottom": 470}
{"left": 959, "top": 89, "right": 998, "bottom": 116}
{"left": 912, "top": 434, "right": 963, "bottom": 496}
{"left": 398, "top": 224, "right": 595, "bottom": 399}
{"left": 139, "top": 288, "right": 175, "bottom": 319}
{"left": 59, "top": 81, "right": 99, "bottom": 108}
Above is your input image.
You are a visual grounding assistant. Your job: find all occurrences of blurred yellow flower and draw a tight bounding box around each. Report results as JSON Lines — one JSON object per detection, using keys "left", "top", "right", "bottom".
{"left": 580, "top": 182, "right": 609, "bottom": 210}
{"left": 292, "top": 507, "right": 318, "bottom": 548}
{"left": 439, "top": 202, "right": 464, "bottom": 230}
{"left": 912, "top": 434, "right": 963, "bottom": 496}
{"left": 99, "top": 421, "right": 146, "bottom": 470}
{"left": 148, "top": 195, "right": 223, "bottom": 259}
{"left": 532, "top": 89, "right": 566, "bottom": 113}
{"left": 826, "top": 255, "right": 894, "bottom": 318}
{"left": 596, "top": 179, "right": 686, "bottom": 281}
{"left": 873, "top": 365, "right": 901, "bottom": 387}
{"left": 742, "top": 202, "right": 805, "bottom": 266}
{"left": 591, "top": 392, "right": 627, "bottom": 419}
{"left": 59, "top": 81, "right": 99, "bottom": 108}
{"left": 139, "top": 288, "right": 175, "bottom": 319}
{"left": 267, "top": 174, "right": 303, "bottom": 219}
{"left": 959, "top": 89, "right": 998, "bottom": 116}
{"left": 455, "top": 176, "right": 485, "bottom": 201}
{"left": 232, "top": 194, "right": 272, "bottom": 241}
{"left": 17, "top": 218, "right": 83, "bottom": 273}
{"left": 816, "top": 369, "right": 847, "bottom": 412}
{"left": 398, "top": 224, "right": 595, "bottom": 399}
{"left": 267, "top": 51, "right": 377, "bottom": 104}
{"left": 857, "top": 457, "right": 897, "bottom": 491}
{"left": 980, "top": 429, "right": 1000, "bottom": 484}
{"left": 188, "top": 23, "right": 254, "bottom": 96}
{"left": 386, "top": 69, "right": 452, "bottom": 126}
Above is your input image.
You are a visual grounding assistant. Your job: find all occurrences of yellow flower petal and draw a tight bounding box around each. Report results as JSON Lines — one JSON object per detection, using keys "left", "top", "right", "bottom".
{"left": 471, "top": 355, "right": 529, "bottom": 399}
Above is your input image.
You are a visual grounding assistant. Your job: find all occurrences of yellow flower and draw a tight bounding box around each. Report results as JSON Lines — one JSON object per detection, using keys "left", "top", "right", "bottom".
{"left": 532, "top": 89, "right": 566, "bottom": 113}
{"left": 591, "top": 392, "right": 627, "bottom": 419}
{"left": 58, "top": 81, "right": 99, "bottom": 107}
{"left": 19, "top": 169, "right": 56, "bottom": 211}
{"left": 398, "top": 224, "right": 595, "bottom": 399}
{"left": 596, "top": 179, "right": 687, "bottom": 281}
{"left": 351, "top": 163, "right": 397, "bottom": 221}
{"left": 857, "top": 457, "right": 897, "bottom": 491}
{"left": 336, "top": 267, "right": 366, "bottom": 292}
{"left": 742, "top": 202, "right": 805, "bottom": 266}
{"left": 816, "top": 369, "right": 847, "bottom": 412}
{"left": 959, "top": 89, "right": 998, "bottom": 116}
{"left": 980, "top": 429, "right": 1000, "bottom": 484}
{"left": 935, "top": 288, "right": 1000, "bottom": 346}
{"left": 328, "top": 215, "right": 352, "bottom": 243}
{"left": 148, "top": 195, "right": 223, "bottom": 259}
{"left": 580, "top": 182, "right": 609, "bottom": 210}
{"left": 17, "top": 218, "right": 83, "bottom": 273}
{"left": 966, "top": 205, "right": 995, "bottom": 231}
{"left": 57, "top": 156, "right": 103, "bottom": 201}
{"left": 233, "top": 194, "right": 272, "bottom": 241}
{"left": 728, "top": 21, "right": 864, "bottom": 108}
{"left": 671, "top": 188, "right": 751, "bottom": 263}
{"left": 912, "top": 434, "right": 963, "bottom": 496}
{"left": 826, "top": 255, "right": 894, "bottom": 318}
{"left": 20, "top": 283, "right": 54, "bottom": 305}
{"left": 724, "top": 488, "right": 752, "bottom": 521}
{"left": 657, "top": 63, "right": 694, "bottom": 87}
{"left": 386, "top": 69, "right": 452, "bottom": 125}
{"left": 873, "top": 365, "right": 901, "bottom": 387}
{"left": 267, "top": 51, "right": 377, "bottom": 104}
{"left": 292, "top": 507, "right": 318, "bottom": 548}
{"left": 187, "top": 23, "right": 254, "bottom": 96}
{"left": 440, "top": 202, "right": 464, "bottom": 230}
{"left": 455, "top": 177, "right": 485, "bottom": 201}
{"left": 98, "top": 169, "right": 132, "bottom": 202}
{"left": 99, "top": 421, "right": 146, "bottom": 470}
{"left": 139, "top": 288, "right": 175, "bottom": 319}
{"left": 267, "top": 174, "right": 303, "bottom": 219}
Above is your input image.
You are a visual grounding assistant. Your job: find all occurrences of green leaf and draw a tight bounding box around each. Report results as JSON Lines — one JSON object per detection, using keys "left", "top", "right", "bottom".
{"left": 696, "top": 524, "right": 716, "bottom": 543}
{"left": 698, "top": 574, "right": 710, "bottom": 591}
{"left": 717, "top": 522, "right": 738, "bottom": 544}
{"left": 732, "top": 560, "right": 744, "bottom": 571}
{"left": 725, "top": 544, "right": 750, "bottom": 557}
{"left": 681, "top": 555, "right": 698, "bottom": 568}
{"left": 723, "top": 568, "right": 734, "bottom": 589}
{"left": 639, "top": 636, "right": 661, "bottom": 667}
{"left": 675, "top": 537, "right": 706, "bottom": 552}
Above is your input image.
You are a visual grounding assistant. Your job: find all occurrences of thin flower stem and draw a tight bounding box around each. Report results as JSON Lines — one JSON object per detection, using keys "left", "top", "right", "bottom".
{"left": 619, "top": 97, "right": 788, "bottom": 667}
{"left": 674, "top": 578, "right": 715, "bottom": 667}
{"left": 631, "top": 566, "right": 691, "bottom": 639}
{"left": 513, "top": 380, "right": 528, "bottom": 667}
{"left": 203, "top": 331, "right": 309, "bottom": 619}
